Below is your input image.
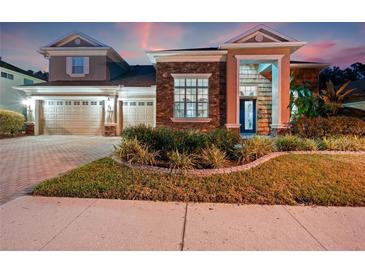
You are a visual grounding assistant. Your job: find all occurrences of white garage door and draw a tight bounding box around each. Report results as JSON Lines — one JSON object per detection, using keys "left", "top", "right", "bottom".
{"left": 122, "top": 100, "right": 154, "bottom": 128}
{"left": 42, "top": 99, "right": 104, "bottom": 135}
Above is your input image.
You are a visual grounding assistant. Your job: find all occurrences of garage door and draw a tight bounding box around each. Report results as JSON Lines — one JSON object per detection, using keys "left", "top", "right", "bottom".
{"left": 41, "top": 99, "right": 104, "bottom": 135}
{"left": 122, "top": 100, "right": 154, "bottom": 128}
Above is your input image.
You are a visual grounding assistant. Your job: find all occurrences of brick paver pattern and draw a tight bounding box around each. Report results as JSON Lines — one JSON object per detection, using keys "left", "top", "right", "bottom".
{"left": 0, "top": 136, "right": 119, "bottom": 204}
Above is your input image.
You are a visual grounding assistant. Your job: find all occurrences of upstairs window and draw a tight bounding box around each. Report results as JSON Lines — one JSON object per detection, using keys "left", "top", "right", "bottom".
{"left": 173, "top": 76, "right": 209, "bottom": 118}
{"left": 24, "top": 78, "right": 33, "bottom": 85}
{"left": 1, "top": 72, "right": 14, "bottom": 80}
{"left": 72, "top": 57, "right": 84, "bottom": 74}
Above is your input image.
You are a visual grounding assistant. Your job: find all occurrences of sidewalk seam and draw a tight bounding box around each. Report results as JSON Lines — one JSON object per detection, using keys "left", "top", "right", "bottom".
{"left": 38, "top": 199, "right": 97, "bottom": 251}
{"left": 180, "top": 203, "right": 188, "bottom": 251}
{"left": 282, "top": 206, "right": 328, "bottom": 251}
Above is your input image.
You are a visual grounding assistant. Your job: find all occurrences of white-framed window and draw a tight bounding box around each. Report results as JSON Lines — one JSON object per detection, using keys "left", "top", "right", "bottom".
{"left": 66, "top": 57, "right": 89, "bottom": 77}
{"left": 173, "top": 76, "right": 209, "bottom": 118}
{"left": 240, "top": 85, "right": 257, "bottom": 96}
{"left": 24, "top": 78, "right": 33, "bottom": 85}
{"left": 72, "top": 57, "right": 84, "bottom": 74}
{"left": 1, "top": 71, "right": 14, "bottom": 80}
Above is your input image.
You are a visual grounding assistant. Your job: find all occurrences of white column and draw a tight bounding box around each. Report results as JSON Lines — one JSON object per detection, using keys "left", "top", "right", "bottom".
{"left": 271, "top": 62, "right": 280, "bottom": 128}
{"left": 34, "top": 100, "right": 41, "bottom": 135}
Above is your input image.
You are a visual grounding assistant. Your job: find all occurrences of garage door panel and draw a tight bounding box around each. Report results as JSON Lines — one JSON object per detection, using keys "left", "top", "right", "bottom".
{"left": 42, "top": 100, "right": 104, "bottom": 135}
{"left": 122, "top": 100, "right": 155, "bottom": 128}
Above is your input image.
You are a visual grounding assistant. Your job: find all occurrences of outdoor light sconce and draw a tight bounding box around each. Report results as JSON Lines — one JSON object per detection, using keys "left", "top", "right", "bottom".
{"left": 106, "top": 97, "right": 114, "bottom": 123}
{"left": 22, "top": 98, "right": 34, "bottom": 122}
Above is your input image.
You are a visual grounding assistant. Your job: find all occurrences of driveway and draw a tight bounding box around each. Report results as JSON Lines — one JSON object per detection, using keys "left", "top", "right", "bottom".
{"left": 1, "top": 196, "right": 364, "bottom": 250}
{"left": 0, "top": 136, "right": 119, "bottom": 204}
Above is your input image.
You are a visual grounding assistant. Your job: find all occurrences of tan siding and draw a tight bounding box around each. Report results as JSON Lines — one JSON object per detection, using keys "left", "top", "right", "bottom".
{"left": 49, "top": 56, "right": 108, "bottom": 81}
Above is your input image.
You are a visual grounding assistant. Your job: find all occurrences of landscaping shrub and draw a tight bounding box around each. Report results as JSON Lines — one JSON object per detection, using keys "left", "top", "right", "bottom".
{"left": 292, "top": 116, "right": 365, "bottom": 138}
{"left": 318, "top": 136, "right": 365, "bottom": 151}
{"left": 167, "top": 150, "right": 196, "bottom": 170}
{"left": 238, "top": 137, "right": 274, "bottom": 163}
{"left": 0, "top": 109, "right": 25, "bottom": 135}
{"left": 199, "top": 145, "right": 227, "bottom": 168}
{"left": 114, "top": 138, "right": 157, "bottom": 165}
{"left": 274, "top": 135, "right": 317, "bottom": 151}
{"left": 121, "top": 126, "right": 239, "bottom": 161}
{"left": 207, "top": 127, "right": 241, "bottom": 159}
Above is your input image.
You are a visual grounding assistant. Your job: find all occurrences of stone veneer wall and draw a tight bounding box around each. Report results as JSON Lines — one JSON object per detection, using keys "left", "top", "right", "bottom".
{"left": 156, "top": 62, "right": 226, "bottom": 131}
{"left": 240, "top": 64, "right": 272, "bottom": 135}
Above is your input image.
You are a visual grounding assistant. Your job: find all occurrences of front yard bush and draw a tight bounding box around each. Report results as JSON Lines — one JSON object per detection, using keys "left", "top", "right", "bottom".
{"left": 292, "top": 116, "right": 365, "bottom": 138}
{"left": 318, "top": 136, "right": 365, "bottom": 151}
{"left": 121, "top": 125, "right": 238, "bottom": 160}
{"left": 198, "top": 145, "right": 227, "bottom": 168}
{"left": 274, "top": 135, "right": 318, "bottom": 151}
{"left": 238, "top": 137, "right": 273, "bottom": 163}
{"left": 114, "top": 138, "right": 157, "bottom": 165}
{"left": 0, "top": 109, "right": 25, "bottom": 135}
{"left": 207, "top": 127, "right": 241, "bottom": 159}
{"left": 167, "top": 150, "right": 196, "bottom": 170}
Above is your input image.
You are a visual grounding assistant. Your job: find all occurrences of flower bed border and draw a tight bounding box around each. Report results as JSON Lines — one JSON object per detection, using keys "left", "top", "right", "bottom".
{"left": 112, "top": 151, "right": 365, "bottom": 177}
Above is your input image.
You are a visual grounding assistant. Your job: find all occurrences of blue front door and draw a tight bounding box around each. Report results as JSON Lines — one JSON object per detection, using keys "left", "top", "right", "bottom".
{"left": 240, "top": 99, "right": 256, "bottom": 134}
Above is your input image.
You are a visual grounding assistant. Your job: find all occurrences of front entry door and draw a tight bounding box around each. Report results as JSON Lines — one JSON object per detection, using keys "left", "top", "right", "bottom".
{"left": 240, "top": 99, "right": 256, "bottom": 134}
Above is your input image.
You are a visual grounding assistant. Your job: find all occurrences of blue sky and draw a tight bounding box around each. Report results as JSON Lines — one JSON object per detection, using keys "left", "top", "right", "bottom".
{"left": 1, "top": 22, "right": 364, "bottom": 72}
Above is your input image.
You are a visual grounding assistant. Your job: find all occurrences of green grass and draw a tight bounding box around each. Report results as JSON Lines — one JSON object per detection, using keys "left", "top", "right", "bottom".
{"left": 33, "top": 154, "right": 365, "bottom": 206}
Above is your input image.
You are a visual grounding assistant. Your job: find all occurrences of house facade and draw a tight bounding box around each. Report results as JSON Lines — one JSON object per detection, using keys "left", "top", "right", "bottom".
{"left": 16, "top": 25, "right": 327, "bottom": 136}
{"left": 0, "top": 58, "right": 45, "bottom": 114}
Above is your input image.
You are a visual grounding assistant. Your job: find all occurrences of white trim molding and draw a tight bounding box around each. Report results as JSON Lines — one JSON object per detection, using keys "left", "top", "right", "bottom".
{"left": 146, "top": 50, "right": 227, "bottom": 64}
{"left": 171, "top": 73, "right": 212, "bottom": 79}
{"left": 235, "top": 54, "right": 285, "bottom": 131}
{"left": 219, "top": 42, "right": 306, "bottom": 53}
{"left": 171, "top": 118, "right": 212, "bottom": 123}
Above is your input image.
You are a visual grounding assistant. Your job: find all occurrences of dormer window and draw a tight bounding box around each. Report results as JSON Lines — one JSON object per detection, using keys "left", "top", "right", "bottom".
{"left": 72, "top": 57, "right": 84, "bottom": 74}
{"left": 66, "top": 56, "right": 89, "bottom": 77}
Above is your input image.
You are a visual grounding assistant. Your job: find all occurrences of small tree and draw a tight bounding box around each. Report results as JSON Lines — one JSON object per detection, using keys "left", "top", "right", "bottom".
{"left": 289, "top": 75, "right": 320, "bottom": 121}
{"left": 320, "top": 80, "right": 357, "bottom": 115}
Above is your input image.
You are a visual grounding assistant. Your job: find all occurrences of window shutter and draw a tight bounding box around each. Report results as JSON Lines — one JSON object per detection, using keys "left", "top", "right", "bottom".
{"left": 66, "top": 57, "right": 72, "bottom": 75}
{"left": 84, "top": 57, "right": 89, "bottom": 74}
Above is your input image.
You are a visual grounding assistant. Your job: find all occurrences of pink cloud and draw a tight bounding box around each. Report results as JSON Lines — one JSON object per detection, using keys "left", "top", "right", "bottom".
{"left": 208, "top": 22, "right": 287, "bottom": 44}
{"left": 295, "top": 40, "right": 337, "bottom": 60}
{"left": 114, "top": 23, "right": 186, "bottom": 50}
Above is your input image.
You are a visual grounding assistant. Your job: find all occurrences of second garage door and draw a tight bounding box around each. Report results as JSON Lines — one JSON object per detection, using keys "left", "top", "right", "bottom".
{"left": 41, "top": 99, "right": 104, "bottom": 135}
{"left": 122, "top": 100, "right": 154, "bottom": 128}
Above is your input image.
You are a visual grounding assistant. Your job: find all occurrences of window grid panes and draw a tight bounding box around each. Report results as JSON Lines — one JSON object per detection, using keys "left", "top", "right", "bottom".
{"left": 174, "top": 78, "right": 209, "bottom": 118}
{"left": 240, "top": 85, "right": 257, "bottom": 96}
{"left": 72, "top": 57, "right": 84, "bottom": 74}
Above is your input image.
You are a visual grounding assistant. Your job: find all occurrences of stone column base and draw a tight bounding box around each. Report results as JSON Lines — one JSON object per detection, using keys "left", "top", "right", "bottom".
{"left": 25, "top": 122, "right": 35, "bottom": 136}
{"left": 104, "top": 123, "right": 117, "bottom": 137}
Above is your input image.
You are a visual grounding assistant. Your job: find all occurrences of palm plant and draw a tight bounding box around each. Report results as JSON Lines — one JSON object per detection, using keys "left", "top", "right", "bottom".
{"left": 320, "top": 80, "right": 357, "bottom": 115}
{"left": 290, "top": 75, "right": 320, "bottom": 120}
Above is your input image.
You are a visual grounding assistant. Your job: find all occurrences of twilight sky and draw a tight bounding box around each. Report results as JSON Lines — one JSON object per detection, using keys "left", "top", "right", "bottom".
{"left": 1, "top": 22, "right": 364, "bottom": 72}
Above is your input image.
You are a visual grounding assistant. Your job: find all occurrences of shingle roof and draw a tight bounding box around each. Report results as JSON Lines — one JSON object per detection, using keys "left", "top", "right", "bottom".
{"left": 0, "top": 59, "right": 45, "bottom": 81}
{"left": 112, "top": 65, "right": 156, "bottom": 86}
{"left": 24, "top": 65, "right": 156, "bottom": 87}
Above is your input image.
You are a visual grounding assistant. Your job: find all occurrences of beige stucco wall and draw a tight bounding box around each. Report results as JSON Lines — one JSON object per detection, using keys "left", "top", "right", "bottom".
{"left": 49, "top": 56, "right": 107, "bottom": 81}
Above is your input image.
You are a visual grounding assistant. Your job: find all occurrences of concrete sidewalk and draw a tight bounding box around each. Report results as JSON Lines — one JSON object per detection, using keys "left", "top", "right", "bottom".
{"left": 1, "top": 196, "right": 364, "bottom": 251}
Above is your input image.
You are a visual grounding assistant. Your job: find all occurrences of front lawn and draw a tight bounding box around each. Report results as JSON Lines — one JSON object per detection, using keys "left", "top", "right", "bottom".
{"left": 33, "top": 154, "right": 365, "bottom": 206}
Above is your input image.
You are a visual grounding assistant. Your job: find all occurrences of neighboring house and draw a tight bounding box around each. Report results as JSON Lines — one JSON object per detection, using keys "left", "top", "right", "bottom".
{"left": 344, "top": 79, "right": 365, "bottom": 111}
{"left": 0, "top": 58, "right": 45, "bottom": 114}
{"left": 15, "top": 25, "right": 328, "bottom": 136}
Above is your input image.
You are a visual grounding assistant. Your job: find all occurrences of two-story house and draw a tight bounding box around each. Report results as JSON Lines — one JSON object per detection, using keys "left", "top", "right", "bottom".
{"left": 16, "top": 25, "right": 328, "bottom": 136}
{"left": 0, "top": 58, "right": 45, "bottom": 114}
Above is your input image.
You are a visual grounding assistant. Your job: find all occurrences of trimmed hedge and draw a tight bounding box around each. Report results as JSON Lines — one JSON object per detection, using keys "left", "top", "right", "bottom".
{"left": 0, "top": 109, "right": 25, "bottom": 135}
{"left": 292, "top": 116, "right": 365, "bottom": 138}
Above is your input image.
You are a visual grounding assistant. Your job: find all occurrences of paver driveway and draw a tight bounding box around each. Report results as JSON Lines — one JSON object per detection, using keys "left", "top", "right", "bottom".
{"left": 0, "top": 136, "right": 119, "bottom": 204}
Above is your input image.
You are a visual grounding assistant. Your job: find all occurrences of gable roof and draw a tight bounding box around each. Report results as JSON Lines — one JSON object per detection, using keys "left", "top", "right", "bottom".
{"left": 0, "top": 58, "right": 46, "bottom": 81}
{"left": 43, "top": 31, "right": 109, "bottom": 48}
{"left": 225, "top": 24, "right": 298, "bottom": 44}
